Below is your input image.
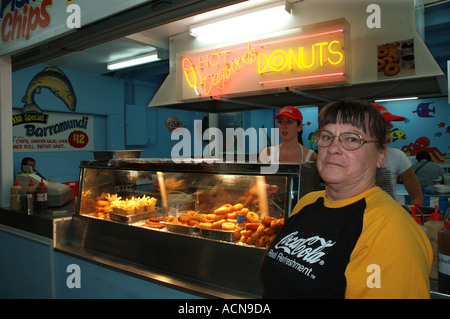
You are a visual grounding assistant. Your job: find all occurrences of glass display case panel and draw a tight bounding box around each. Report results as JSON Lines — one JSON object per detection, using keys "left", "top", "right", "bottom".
{"left": 78, "top": 166, "right": 291, "bottom": 248}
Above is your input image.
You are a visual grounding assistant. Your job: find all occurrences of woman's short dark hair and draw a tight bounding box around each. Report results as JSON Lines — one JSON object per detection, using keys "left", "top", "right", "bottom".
{"left": 318, "top": 98, "right": 386, "bottom": 150}
{"left": 416, "top": 150, "right": 431, "bottom": 162}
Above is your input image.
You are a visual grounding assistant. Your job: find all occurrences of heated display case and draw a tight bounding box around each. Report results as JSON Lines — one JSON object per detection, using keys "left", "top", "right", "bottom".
{"left": 78, "top": 159, "right": 297, "bottom": 242}
{"left": 60, "top": 159, "right": 300, "bottom": 297}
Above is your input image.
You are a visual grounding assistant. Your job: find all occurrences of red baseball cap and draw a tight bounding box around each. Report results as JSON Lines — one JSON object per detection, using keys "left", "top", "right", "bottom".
{"left": 372, "top": 103, "right": 405, "bottom": 122}
{"left": 273, "top": 106, "right": 303, "bottom": 122}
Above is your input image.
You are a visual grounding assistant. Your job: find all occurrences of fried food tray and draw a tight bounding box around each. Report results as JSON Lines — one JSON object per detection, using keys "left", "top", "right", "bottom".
{"left": 162, "top": 222, "right": 199, "bottom": 235}
{"left": 197, "top": 227, "right": 243, "bottom": 242}
{"left": 109, "top": 209, "right": 157, "bottom": 224}
{"left": 162, "top": 222, "right": 242, "bottom": 242}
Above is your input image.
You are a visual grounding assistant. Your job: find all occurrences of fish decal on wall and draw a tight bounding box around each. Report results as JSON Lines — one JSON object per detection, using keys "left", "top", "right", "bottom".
{"left": 413, "top": 102, "right": 435, "bottom": 118}
{"left": 22, "top": 67, "right": 77, "bottom": 113}
{"left": 389, "top": 128, "right": 406, "bottom": 142}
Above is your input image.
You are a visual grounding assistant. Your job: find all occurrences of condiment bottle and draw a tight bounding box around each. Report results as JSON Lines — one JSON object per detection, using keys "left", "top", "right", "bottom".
{"left": 25, "top": 179, "right": 37, "bottom": 212}
{"left": 411, "top": 205, "right": 426, "bottom": 235}
{"left": 36, "top": 178, "right": 48, "bottom": 213}
{"left": 424, "top": 205, "right": 444, "bottom": 280}
{"left": 10, "top": 179, "right": 22, "bottom": 211}
{"left": 438, "top": 211, "right": 450, "bottom": 294}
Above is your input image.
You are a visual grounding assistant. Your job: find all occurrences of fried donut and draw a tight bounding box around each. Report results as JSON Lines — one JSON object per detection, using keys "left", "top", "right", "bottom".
{"left": 178, "top": 214, "right": 190, "bottom": 224}
{"left": 237, "top": 208, "right": 249, "bottom": 215}
{"left": 198, "top": 222, "right": 212, "bottom": 229}
{"left": 245, "top": 223, "right": 260, "bottom": 231}
{"left": 377, "top": 59, "right": 386, "bottom": 71}
{"left": 213, "top": 213, "right": 226, "bottom": 222}
{"left": 382, "top": 56, "right": 393, "bottom": 65}
{"left": 377, "top": 45, "right": 388, "bottom": 58}
{"left": 187, "top": 210, "right": 197, "bottom": 217}
{"left": 212, "top": 219, "right": 226, "bottom": 229}
{"left": 261, "top": 216, "right": 277, "bottom": 226}
{"left": 388, "top": 48, "right": 399, "bottom": 60}
{"left": 384, "top": 62, "right": 400, "bottom": 76}
{"left": 214, "top": 206, "right": 228, "bottom": 215}
{"left": 222, "top": 222, "right": 236, "bottom": 231}
{"left": 233, "top": 203, "right": 244, "bottom": 211}
{"left": 227, "top": 211, "right": 238, "bottom": 219}
{"left": 246, "top": 211, "right": 260, "bottom": 223}
{"left": 188, "top": 219, "right": 200, "bottom": 226}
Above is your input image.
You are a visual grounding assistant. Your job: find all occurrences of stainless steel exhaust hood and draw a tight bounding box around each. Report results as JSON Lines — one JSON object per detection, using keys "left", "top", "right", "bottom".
{"left": 149, "top": 0, "right": 447, "bottom": 112}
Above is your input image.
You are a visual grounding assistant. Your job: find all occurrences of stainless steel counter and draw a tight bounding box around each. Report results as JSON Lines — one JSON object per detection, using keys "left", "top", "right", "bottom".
{"left": 2, "top": 203, "right": 449, "bottom": 299}
{"left": 54, "top": 215, "right": 265, "bottom": 298}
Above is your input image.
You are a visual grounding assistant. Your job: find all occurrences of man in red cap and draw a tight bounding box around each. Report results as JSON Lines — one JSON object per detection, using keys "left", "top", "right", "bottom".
{"left": 259, "top": 106, "right": 317, "bottom": 164}
{"left": 373, "top": 104, "right": 423, "bottom": 205}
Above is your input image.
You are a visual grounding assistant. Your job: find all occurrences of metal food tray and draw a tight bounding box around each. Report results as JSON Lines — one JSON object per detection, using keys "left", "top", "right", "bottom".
{"left": 109, "top": 209, "right": 157, "bottom": 224}
{"left": 197, "top": 227, "right": 243, "bottom": 242}
{"left": 163, "top": 222, "right": 199, "bottom": 235}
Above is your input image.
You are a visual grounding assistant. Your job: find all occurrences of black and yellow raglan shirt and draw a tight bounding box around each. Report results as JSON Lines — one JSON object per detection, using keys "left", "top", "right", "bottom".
{"left": 261, "top": 186, "right": 432, "bottom": 299}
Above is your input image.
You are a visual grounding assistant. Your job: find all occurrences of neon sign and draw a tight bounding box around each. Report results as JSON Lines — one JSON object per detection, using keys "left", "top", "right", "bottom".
{"left": 177, "top": 21, "right": 348, "bottom": 100}
{"left": 182, "top": 44, "right": 257, "bottom": 96}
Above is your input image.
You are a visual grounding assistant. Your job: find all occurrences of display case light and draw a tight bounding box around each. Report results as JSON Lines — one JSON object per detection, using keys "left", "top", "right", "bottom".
{"left": 107, "top": 53, "right": 160, "bottom": 71}
{"left": 189, "top": 1, "right": 291, "bottom": 42}
{"left": 374, "top": 97, "right": 419, "bottom": 102}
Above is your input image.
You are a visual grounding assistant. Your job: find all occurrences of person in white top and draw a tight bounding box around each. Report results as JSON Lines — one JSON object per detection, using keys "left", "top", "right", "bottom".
{"left": 259, "top": 106, "right": 317, "bottom": 164}
{"left": 373, "top": 104, "right": 423, "bottom": 205}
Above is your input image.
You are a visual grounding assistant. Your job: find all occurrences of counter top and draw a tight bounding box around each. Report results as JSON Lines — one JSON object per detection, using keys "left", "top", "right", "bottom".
{"left": 2, "top": 203, "right": 449, "bottom": 299}
{"left": 0, "top": 202, "right": 74, "bottom": 238}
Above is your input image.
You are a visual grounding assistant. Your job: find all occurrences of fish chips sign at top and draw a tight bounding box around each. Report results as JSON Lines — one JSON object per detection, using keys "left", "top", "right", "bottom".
{"left": 0, "top": 0, "right": 151, "bottom": 56}
{"left": 177, "top": 20, "right": 349, "bottom": 100}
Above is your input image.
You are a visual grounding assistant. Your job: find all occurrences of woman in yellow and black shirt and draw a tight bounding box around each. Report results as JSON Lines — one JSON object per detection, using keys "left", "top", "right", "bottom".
{"left": 261, "top": 99, "right": 432, "bottom": 299}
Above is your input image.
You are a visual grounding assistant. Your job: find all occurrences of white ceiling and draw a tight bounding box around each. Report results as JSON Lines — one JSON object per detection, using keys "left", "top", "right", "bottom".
{"left": 46, "top": 0, "right": 282, "bottom": 75}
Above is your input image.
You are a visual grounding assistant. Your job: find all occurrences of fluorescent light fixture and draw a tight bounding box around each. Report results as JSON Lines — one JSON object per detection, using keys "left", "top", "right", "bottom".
{"left": 189, "top": 2, "right": 291, "bottom": 42}
{"left": 374, "top": 97, "right": 419, "bottom": 102}
{"left": 107, "top": 53, "right": 160, "bottom": 70}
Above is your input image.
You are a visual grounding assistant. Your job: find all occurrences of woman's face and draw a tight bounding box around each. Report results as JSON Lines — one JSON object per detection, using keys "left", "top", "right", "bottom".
{"left": 317, "top": 123, "right": 386, "bottom": 198}
{"left": 277, "top": 115, "right": 302, "bottom": 141}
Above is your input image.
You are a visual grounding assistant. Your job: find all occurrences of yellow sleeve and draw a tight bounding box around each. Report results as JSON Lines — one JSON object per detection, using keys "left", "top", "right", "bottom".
{"left": 344, "top": 193, "right": 432, "bottom": 299}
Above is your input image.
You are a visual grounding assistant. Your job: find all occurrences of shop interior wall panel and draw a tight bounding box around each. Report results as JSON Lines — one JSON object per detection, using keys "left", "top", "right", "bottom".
{"left": 0, "top": 226, "right": 53, "bottom": 298}
{"left": 53, "top": 251, "right": 201, "bottom": 299}
{"left": 125, "top": 104, "right": 147, "bottom": 146}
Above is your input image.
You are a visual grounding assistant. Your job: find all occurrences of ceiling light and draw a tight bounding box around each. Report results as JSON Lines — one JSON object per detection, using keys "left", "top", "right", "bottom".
{"left": 374, "top": 97, "right": 419, "bottom": 102}
{"left": 107, "top": 53, "right": 160, "bottom": 70}
{"left": 189, "top": 2, "right": 291, "bottom": 42}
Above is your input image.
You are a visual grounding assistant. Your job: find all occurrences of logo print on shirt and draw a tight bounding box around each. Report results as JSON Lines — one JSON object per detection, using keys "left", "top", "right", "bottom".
{"left": 274, "top": 231, "right": 336, "bottom": 264}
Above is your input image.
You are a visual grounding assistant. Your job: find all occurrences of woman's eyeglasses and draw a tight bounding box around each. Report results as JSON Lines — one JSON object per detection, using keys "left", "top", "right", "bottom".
{"left": 313, "top": 129, "right": 378, "bottom": 151}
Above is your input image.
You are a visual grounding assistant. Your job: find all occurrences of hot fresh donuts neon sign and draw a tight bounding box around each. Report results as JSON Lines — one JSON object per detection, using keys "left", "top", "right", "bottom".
{"left": 177, "top": 24, "right": 347, "bottom": 99}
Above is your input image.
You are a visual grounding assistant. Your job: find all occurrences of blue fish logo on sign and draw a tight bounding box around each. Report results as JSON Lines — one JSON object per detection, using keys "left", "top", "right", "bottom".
{"left": 413, "top": 103, "right": 435, "bottom": 118}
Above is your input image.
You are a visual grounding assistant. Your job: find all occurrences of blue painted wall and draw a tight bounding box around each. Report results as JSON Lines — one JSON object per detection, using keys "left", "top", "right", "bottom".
{"left": 12, "top": 64, "right": 449, "bottom": 185}
{"left": 379, "top": 97, "right": 449, "bottom": 164}
{"left": 12, "top": 64, "right": 202, "bottom": 182}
